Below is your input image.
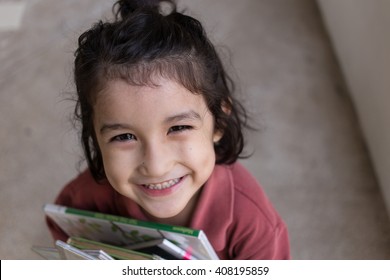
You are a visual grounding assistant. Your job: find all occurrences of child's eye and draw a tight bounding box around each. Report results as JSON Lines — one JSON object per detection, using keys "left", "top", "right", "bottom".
{"left": 168, "top": 125, "right": 192, "bottom": 134}
{"left": 111, "top": 133, "right": 137, "bottom": 142}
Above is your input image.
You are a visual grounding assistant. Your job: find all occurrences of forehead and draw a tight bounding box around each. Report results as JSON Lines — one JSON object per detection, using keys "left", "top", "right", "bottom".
{"left": 93, "top": 78, "right": 210, "bottom": 122}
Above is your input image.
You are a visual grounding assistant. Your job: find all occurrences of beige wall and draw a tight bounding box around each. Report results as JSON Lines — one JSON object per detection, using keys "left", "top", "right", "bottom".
{"left": 317, "top": 0, "right": 390, "bottom": 216}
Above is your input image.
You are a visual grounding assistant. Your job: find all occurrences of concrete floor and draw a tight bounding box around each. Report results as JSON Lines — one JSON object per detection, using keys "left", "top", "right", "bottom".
{"left": 1, "top": 0, "right": 389, "bottom": 259}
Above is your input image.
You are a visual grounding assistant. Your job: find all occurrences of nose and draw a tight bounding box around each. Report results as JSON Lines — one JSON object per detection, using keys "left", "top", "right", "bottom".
{"left": 138, "top": 140, "right": 173, "bottom": 178}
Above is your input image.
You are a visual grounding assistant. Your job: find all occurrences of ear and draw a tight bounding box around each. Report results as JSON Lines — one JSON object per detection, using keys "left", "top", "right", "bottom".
{"left": 213, "top": 129, "right": 223, "bottom": 143}
{"left": 213, "top": 99, "right": 232, "bottom": 143}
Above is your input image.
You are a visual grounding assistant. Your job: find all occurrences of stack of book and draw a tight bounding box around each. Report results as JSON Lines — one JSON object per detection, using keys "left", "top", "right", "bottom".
{"left": 32, "top": 204, "right": 219, "bottom": 260}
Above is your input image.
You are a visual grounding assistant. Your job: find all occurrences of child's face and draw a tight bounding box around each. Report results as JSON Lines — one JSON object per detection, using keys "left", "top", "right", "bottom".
{"left": 93, "top": 78, "right": 221, "bottom": 223}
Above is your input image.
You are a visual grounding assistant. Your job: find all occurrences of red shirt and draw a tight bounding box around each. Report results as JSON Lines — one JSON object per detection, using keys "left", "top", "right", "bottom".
{"left": 47, "top": 162, "right": 290, "bottom": 259}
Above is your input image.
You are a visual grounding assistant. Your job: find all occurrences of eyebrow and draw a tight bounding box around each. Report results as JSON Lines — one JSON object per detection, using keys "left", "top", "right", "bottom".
{"left": 99, "top": 110, "right": 202, "bottom": 135}
{"left": 99, "top": 123, "right": 132, "bottom": 135}
{"left": 164, "top": 110, "right": 202, "bottom": 124}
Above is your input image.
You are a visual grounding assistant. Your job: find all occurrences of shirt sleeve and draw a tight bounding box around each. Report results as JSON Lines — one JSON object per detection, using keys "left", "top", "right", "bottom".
{"left": 227, "top": 164, "right": 291, "bottom": 260}
{"left": 230, "top": 219, "right": 290, "bottom": 260}
{"left": 235, "top": 221, "right": 291, "bottom": 260}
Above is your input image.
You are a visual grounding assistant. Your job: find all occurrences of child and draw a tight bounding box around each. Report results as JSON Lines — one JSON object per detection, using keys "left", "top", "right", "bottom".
{"left": 47, "top": 0, "right": 290, "bottom": 260}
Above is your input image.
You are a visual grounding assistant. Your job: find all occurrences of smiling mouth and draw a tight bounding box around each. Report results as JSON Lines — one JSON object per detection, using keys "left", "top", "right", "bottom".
{"left": 142, "top": 177, "right": 182, "bottom": 190}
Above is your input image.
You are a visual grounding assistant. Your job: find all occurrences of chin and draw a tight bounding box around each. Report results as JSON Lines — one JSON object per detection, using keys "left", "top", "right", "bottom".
{"left": 144, "top": 206, "right": 188, "bottom": 224}
{"left": 150, "top": 209, "right": 181, "bottom": 219}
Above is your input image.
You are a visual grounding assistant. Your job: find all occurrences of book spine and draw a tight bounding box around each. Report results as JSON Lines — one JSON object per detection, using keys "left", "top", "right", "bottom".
{"left": 198, "top": 231, "right": 220, "bottom": 260}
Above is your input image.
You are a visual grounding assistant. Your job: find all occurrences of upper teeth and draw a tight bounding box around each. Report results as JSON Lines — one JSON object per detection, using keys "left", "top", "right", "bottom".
{"left": 144, "top": 178, "right": 180, "bottom": 190}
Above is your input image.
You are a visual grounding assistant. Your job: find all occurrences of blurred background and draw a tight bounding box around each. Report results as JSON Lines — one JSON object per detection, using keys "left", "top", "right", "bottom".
{"left": 0, "top": 0, "right": 389, "bottom": 259}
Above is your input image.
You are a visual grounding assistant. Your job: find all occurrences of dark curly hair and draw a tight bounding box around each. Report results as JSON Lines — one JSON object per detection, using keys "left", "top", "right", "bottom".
{"left": 74, "top": 0, "right": 250, "bottom": 182}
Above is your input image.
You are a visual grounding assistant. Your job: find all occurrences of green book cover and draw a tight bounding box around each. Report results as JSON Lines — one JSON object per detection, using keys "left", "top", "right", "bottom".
{"left": 44, "top": 203, "right": 219, "bottom": 260}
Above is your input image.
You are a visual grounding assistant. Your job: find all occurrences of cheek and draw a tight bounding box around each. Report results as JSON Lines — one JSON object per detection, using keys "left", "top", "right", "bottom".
{"left": 188, "top": 124, "right": 217, "bottom": 162}
{"left": 101, "top": 149, "right": 137, "bottom": 182}
{"left": 182, "top": 137, "right": 216, "bottom": 167}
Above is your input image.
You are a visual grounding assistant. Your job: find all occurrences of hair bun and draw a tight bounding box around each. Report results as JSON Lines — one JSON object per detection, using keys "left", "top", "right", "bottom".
{"left": 114, "top": 0, "right": 175, "bottom": 19}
